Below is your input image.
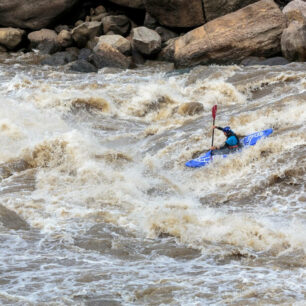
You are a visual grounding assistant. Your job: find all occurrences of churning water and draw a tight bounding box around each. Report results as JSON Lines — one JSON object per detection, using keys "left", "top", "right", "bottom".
{"left": 0, "top": 52, "right": 305, "bottom": 305}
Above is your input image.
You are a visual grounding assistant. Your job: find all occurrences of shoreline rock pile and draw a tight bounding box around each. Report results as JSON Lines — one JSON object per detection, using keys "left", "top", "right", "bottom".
{"left": 0, "top": 0, "right": 304, "bottom": 71}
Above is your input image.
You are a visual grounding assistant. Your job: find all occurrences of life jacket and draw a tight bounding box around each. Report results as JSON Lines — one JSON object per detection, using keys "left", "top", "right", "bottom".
{"left": 226, "top": 132, "right": 240, "bottom": 149}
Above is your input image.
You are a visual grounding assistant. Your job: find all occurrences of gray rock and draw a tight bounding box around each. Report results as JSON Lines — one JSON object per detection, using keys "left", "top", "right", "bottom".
{"left": 0, "top": 27, "right": 25, "bottom": 50}
{"left": 57, "top": 30, "right": 73, "bottom": 48}
{"left": 41, "top": 51, "right": 77, "bottom": 66}
{"left": 0, "top": 0, "right": 80, "bottom": 30}
{"left": 28, "top": 29, "right": 58, "bottom": 47}
{"left": 72, "top": 21, "right": 103, "bottom": 48}
{"left": 70, "top": 60, "right": 98, "bottom": 73}
{"left": 281, "top": 21, "right": 306, "bottom": 61}
{"left": 78, "top": 48, "right": 93, "bottom": 60}
{"left": 241, "top": 56, "right": 290, "bottom": 66}
{"left": 155, "top": 26, "right": 177, "bottom": 44}
{"left": 102, "top": 15, "right": 131, "bottom": 36}
{"left": 283, "top": 0, "right": 306, "bottom": 25}
{"left": 144, "top": 13, "right": 158, "bottom": 29}
{"left": 37, "top": 41, "right": 60, "bottom": 54}
{"left": 94, "top": 35, "right": 131, "bottom": 55}
{"left": 132, "top": 26, "right": 161, "bottom": 55}
{"left": 90, "top": 43, "right": 131, "bottom": 69}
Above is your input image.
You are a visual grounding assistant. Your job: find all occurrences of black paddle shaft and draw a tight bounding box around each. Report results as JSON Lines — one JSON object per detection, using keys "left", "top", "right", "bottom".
{"left": 211, "top": 118, "right": 215, "bottom": 147}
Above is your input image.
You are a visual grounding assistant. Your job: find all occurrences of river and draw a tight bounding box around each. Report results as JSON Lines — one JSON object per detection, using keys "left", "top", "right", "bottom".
{"left": 0, "top": 52, "right": 305, "bottom": 305}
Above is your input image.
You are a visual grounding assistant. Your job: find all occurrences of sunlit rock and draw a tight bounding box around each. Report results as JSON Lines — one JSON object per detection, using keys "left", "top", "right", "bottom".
{"left": 132, "top": 26, "right": 161, "bottom": 55}
{"left": 0, "top": 27, "right": 25, "bottom": 50}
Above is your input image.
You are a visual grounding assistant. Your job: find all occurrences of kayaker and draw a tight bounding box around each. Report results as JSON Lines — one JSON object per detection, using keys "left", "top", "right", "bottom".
{"left": 210, "top": 126, "right": 240, "bottom": 154}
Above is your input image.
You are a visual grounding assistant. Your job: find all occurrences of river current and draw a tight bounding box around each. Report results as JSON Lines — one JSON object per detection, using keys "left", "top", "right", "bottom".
{"left": 0, "top": 53, "right": 305, "bottom": 305}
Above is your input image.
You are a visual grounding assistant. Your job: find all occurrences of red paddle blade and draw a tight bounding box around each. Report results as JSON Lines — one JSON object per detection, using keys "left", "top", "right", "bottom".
{"left": 212, "top": 105, "right": 217, "bottom": 119}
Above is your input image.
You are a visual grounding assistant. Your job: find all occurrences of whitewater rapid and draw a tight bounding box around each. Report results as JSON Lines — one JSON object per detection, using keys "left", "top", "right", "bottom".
{"left": 0, "top": 53, "right": 305, "bottom": 305}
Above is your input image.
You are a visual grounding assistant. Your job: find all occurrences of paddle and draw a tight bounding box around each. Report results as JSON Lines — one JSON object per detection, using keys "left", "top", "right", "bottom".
{"left": 211, "top": 105, "right": 217, "bottom": 148}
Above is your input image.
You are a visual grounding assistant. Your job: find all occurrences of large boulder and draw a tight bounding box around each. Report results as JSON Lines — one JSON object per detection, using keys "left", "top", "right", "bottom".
{"left": 72, "top": 21, "right": 102, "bottom": 48}
{"left": 174, "top": 0, "right": 286, "bottom": 67}
{"left": 0, "top": 0, "right": 80, "bottom": 30}
{"left": 90, "top": 43, "right": 131, "bottom": 69}
{"left": 95, "top": 35, "right": 131, "bottom": 55}
{"left": 283, "top": 0, "right": 306, "bottom": 25}
{"left": 28, "top": 29, "right": 58, "bottom": 46}
{"left": 203, "top": 0, "right": 258, "bottom": 22}
{"left": 0, "top": 27, "right": 24, "bottom": 49}
{"left": 107, "top": 0, "right": 144, "bottom": 9}
{"left": 132, "top": 26, "right": 161, "bottom": 55}
{"left": 144, "top": 0, "right": 205, "bottom": 28}
{"left": 281, "top": 21, "right": 306, "bottom": 61}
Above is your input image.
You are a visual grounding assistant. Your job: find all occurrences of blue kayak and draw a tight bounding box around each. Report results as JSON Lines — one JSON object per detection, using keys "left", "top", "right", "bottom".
{"left": 185, "top": 128, "right": 273, "bottom": 168}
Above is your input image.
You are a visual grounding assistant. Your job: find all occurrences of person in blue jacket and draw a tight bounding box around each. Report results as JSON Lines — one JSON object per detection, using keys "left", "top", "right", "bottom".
{"left": 211, "top": 126, "right": 240, "bottom": 155}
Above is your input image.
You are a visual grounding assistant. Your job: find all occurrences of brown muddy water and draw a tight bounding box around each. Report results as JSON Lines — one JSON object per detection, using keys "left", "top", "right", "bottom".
{"left": 0, "top": 53, "right": 305, "bottom": 305}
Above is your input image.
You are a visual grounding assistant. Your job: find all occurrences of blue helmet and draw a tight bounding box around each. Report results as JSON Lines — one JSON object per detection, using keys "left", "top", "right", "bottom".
{"left": 223, "top": 126, "right": 231, "bottom": 133}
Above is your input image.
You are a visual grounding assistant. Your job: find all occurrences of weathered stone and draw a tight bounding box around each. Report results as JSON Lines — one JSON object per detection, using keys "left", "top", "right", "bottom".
{"left": 132, "top": 26, "right": 161, "bottom": 55}
{"left": 155, "top": 26, "right": 177, "bottom": 44}
{"left": 102, "top": 15, "right": 131, "bottom": 36}
{"left": 177, "top": 102, "right": 204, "bottom": 116}
{"left": 57, "top": 30, "right": 73, "bottom": 48}
{"left": 75, "top": 20, "right": 84, "bottom": 27}
{"left": 70, "top": 59, "right": 98, "bottom": 73}
{"left": 72, "top": 21, "right": 102, "bottom": 48}
{"left": 203, "top": 0, "right": 258, "bottom": 22}
{"left": 37, "top": 41, "right": 60, "bottom": 54}
{"left": 95, "top": 35, "right": 131, "bottom": 55}
{"left": 78, "top": 48, "right": 92, "bottom": 60}
{"left": 91, "top": 13, "right": 108, "bottom": 22}
{"left": 132, "top": 49, "right": 145, "bottom": 65}
{"left": 66, "top": 47, "right": 80, "bottom": 57}
{"left": 281, "top": 21, "right": 306, "bottom": 61}
{"left": 0, "top": 27, "right": 25, "bottom": 50}
{"left": 90, "top": 43, "right": 131, "bottom": 69}
{"left": 94, "top": 5, "right": 106, "bottom": 15}
{"left": 108, "top": 0, "right": 144, "bottom": 9}
{"left": 41, "top": 51, "right": 77, "bottom": 66}
{"left": 157, "top": 38, "right": 177, "bottom": 62}
{"left": 174, "top": 0, "right": 286, "bottom": 67}
{"left": 144, "top": 0, "right": 204, "bottom": 28}
{"left": 0, "top": 204, "right": 29, "bottom": 230}
{"left": 144, "top": 13, "right": 158, "bottom": 29}
{"left": 28, "top": 29, "right": 58, "bottom": 47}
{"left": 0, "top": 0, "right": 80, "bottom": 30}
{"left": 283, "top": 0, "right": 306, "bottom": 25}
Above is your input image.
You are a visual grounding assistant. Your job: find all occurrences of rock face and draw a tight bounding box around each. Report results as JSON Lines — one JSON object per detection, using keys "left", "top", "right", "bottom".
{"left": 95, "top": 35, "right": 131, "bottom": 55}
{"left": 132, "top": 26, "right": 161, "bottom": 55}
{"left": 144, "top": 0, "right": 205, "bottom": 28}
{"left": 0, "top": 27, "right": 25, "bottom": 49}
{"left": 0, "top": 0, "right": 80, "bottom": 30}
{"left": 203, "top": 0, "right": 258, "bottom": 21}
{"left": 108, "top": 0, "right": 144, "bottom": 9}
{"left": 281, "top": 21, "right": 306, "bottom": 61}
{"left": 174, "top": 0, "right": 286, "bottom": 67}
{"left": 283, "top": 0, "right": 306, "bottom": 25}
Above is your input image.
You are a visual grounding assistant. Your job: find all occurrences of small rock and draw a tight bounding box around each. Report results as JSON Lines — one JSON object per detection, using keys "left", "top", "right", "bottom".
{"left": 132, "top": 26, "right": 161, "bottom": 55}
{"left": 78, "top": 48, "right": 93, "bottom": 60}
{"left": 70, "top": 60, "right": 98, "bottom": 73}
{"left": 155, "top": 26, "right": 177, "bottom": 44}
{"left": 0, "top": 27, "right": 25, "bottom": 50}
{"left": 28, "top": 29, "right": 58, "bottom": 47}
{"left": 41, "top": 51, "right": 77, "bottom": 66}
{"left": 55, "top": 25, "right": 70, "bottom": 33}
{"left": 57, "top": 30, "right": 73, "bottom": 48}
{"left": 283, "top": 0, "right": 306, "bottom": 25}
{"left": 95, "top": 35, "right": 131, "bottom": 55}
{"left": 90, "top": 43, "right": 131, "bottom": 69}
{"left": 281, "top": 21, "right": 306, "bottom": 61}
{"left": 72, "top": 21, "right": 103, "bottom": 48}
{"left": 95, "top": 5, "right": 106, "bottom": 15}
{"left": 102, "top": 15, "right": 131, "bottom": 36}
{"left": 144, "top": 13, "right": 158, "bottom": 29}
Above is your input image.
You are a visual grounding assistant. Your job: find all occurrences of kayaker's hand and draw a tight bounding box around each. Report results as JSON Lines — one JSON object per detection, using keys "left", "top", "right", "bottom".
{"left": 211, "top": 146, "right": 217, "bottom": 150}
{"left": 212, "top": 125, "right": 216, "bottom": 129}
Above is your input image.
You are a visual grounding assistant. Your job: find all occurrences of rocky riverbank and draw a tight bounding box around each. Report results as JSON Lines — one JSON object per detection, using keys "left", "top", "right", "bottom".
{"left": 0, "top": 0, "right": 305, "bottom": 71}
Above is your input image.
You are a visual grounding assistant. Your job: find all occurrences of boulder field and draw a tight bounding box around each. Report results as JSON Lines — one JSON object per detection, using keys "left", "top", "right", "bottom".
{"left": 0, "top": 0, "right": 304, "bottom": 70}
